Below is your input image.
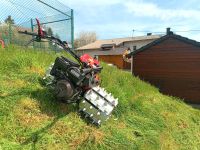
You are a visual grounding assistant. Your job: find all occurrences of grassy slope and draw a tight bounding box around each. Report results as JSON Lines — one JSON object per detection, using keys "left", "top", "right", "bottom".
{"left": 0, "top": 46, "right": 199, "bottom": 150}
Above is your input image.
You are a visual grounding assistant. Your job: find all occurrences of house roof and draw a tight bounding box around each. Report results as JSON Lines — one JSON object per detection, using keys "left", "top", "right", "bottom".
{"left": 127, "top": 32, "right": 200, "bottom": 57}
{"left": 76, "top": 35, "right": 162, "bottom": 51}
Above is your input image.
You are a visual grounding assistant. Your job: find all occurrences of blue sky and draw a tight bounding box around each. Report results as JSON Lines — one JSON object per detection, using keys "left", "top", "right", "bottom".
{"left": 59, "top": 0, "right": 200, "bottom": 41}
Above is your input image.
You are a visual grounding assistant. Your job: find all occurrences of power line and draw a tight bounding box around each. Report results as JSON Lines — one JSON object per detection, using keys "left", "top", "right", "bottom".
{"left": 174, "top": 30, "right": 200, "bottom": 33}
{"left": 133, "top": 29, "right": 200, "bottom": 34}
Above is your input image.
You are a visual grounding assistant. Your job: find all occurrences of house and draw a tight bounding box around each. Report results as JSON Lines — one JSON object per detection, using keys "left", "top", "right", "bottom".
{"left": 76, "top": 34, "right": 162, "bottom": 69}
{"left": 128, "top": 28, "right": 200, "bottom": 104}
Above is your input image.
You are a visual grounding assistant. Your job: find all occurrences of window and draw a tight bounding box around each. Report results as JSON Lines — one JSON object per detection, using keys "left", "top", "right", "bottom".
{"left": 100, "top": 44, "right": 116, "bottom": 51}
{"left": 133, "top": 46, "right": 137, "bottom": 51}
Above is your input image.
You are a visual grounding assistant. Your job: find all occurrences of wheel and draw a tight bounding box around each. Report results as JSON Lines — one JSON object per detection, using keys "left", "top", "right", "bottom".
{"left": 55, "top": 80, "right": 74, "bottom": 103}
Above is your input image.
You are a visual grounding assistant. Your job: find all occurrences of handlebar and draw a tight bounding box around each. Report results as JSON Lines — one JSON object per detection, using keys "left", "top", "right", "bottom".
{"left": 18, "top": 30, "right": 83, "bottom": 66}
{"left": 18, "top": 18, "right": 101, "bottom": 70}
{"left": 18, "top": 30, "right": 61, "bottom": 42}
{"left": 18, "top": 31, "right": 38, "bottom": 36}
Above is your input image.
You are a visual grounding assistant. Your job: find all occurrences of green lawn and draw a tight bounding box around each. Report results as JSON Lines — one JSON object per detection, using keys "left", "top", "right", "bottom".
{"left": 0, "top": 46, "right": 199, "bottom": 150}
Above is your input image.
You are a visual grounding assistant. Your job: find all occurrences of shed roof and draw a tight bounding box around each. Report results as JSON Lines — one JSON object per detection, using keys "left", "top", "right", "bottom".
{"left": 76, "top": 35, "right": 162, "bottom": 51}
{"left": 128, "top": 33, "right": 200, "bottom": 57}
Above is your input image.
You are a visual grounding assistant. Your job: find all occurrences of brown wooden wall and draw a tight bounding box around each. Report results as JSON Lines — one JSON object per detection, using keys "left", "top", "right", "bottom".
{"left": 99, "top": 55, "right": 131, "bottom": 69}
{"left": 132, "top": 37, "right": 200, "bottom": 104}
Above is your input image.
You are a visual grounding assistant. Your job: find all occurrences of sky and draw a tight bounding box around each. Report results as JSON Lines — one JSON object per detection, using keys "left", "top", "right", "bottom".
{"left": 59, "top": 0, "right": 200, "bottom": 41}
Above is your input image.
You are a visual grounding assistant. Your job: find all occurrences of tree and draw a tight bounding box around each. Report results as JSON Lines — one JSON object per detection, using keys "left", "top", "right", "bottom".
{"left": 47, "top": 27, "right": 53, "bottom": 36}
{"left": 4, "top": 15, "right": 15, "bottom": 25}
{"left": 47, "top": 28, "right": 54, "bottom": 48}
{"left": 74, "top": 31, "right": 97, "bottom": 49}
{"left": 55, "top": 33, "right": 60, "bottom": 39}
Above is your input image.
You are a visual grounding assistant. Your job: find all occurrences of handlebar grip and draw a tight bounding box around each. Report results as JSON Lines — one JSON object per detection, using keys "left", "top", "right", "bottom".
{"left": 93, "top": 66, "right": 103, "bottom": 71}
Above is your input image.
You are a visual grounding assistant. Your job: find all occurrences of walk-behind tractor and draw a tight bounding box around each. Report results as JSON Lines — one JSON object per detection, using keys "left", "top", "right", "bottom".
{"left": 19, "top": 19, "right": 118, "bottom": 126}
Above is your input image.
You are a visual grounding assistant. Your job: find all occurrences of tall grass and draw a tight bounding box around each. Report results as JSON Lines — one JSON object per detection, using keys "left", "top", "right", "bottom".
{"left": 0, "top": 47, "right": 199, "bottom": 150}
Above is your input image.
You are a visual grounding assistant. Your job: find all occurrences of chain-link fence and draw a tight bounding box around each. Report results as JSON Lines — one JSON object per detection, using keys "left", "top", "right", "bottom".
{"left": 0, "top": 0, "right": 74, "bottom": 50}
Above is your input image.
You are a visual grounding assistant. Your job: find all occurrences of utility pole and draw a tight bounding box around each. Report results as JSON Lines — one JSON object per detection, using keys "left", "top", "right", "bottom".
{"left": 132, "top": 29, "right": 135, "bottom": 38}
{"left": 71, "top": 9, "right": 74, "bottom": 50}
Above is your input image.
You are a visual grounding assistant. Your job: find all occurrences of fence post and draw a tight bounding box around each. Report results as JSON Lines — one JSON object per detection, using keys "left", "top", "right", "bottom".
{"left": 31, "top": 18, "right": 35, "bottom": 49}
{"left": 71, "top": 9, "right": 74, "bottom": 50}
{"left": 8, "top": 23, "right": 12, "bottom": 44}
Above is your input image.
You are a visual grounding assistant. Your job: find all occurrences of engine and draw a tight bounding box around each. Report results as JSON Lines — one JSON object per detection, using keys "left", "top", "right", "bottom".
{"left": 45, "top": 56, "right": 95, "bottom": 103}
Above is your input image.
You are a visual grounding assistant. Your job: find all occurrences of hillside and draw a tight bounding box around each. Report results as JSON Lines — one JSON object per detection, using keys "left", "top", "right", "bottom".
{"left": 0, "top": 46, "right": 199, "bottom": 150}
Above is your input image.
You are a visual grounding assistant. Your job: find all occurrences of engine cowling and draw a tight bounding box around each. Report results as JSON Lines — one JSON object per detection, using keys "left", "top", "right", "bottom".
{"left": 80, "top": 54, "right": 100, "bottom": 68}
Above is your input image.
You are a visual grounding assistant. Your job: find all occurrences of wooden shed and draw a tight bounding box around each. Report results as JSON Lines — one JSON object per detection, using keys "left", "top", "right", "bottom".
{"left": 129, "top": 30, "right": 200, "bottom": 104}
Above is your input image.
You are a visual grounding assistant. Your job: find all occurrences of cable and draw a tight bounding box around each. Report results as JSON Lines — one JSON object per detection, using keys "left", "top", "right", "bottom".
{"left": 174, "top": 30, "right": 200, "bottom": 33}
{"left": 133, "top": 29, "right": 200, "bottom": 34}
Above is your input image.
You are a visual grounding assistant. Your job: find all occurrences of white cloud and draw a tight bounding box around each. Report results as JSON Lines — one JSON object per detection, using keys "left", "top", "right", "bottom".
{"left": 58, "top": 0, "right": 200, "bottom": 40}
{"left": 124, "top": 0, "right": 200, "bottom": 21}
{"left": 60, "top": 0, "right": 122, "bottom": 8}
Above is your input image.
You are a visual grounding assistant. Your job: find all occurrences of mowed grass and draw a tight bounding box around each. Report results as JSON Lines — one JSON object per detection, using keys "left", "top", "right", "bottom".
{"left": 0, "top": 46, "right": 199, "bottom": 150}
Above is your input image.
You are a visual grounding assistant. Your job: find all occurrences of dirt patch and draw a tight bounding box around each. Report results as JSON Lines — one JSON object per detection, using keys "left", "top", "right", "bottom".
{"left": 177, "top": 120, "right": 189, "bottom": 129}
{"left": 69, "top": 127, "right": 104, "bottom": 149}
{"left": 117, "top": 122, "right": 127, "bottom": 129}
{"left": 48, "top": 120, "right": 70, "bottom": 137}
{"left": 162, "top": 112, "right": 175, "bottom": 121}
{"left": 69, "top": 132, "right": 90, "bottom": 150}
{"left": 2, "top": 79, "right": 28, "bottom": 89}
{"left": 14, "top": 98, "right": 53, "bottom": 128}
{"left": 0, "top": 92, "right": 9, "bottom": 97}
{"left": 160, "top": 132, "right": 180, "bottom": 150}
{"left": 26, "top": 66, "right": 45, "bottom": 76}
{"left": 132, "top": 93, "right": 144, "bottom": 100}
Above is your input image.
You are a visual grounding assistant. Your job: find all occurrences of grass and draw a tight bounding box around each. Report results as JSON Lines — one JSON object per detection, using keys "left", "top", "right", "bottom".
{"left": 0, "top": 46, "right": 200, "bottom": 150}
